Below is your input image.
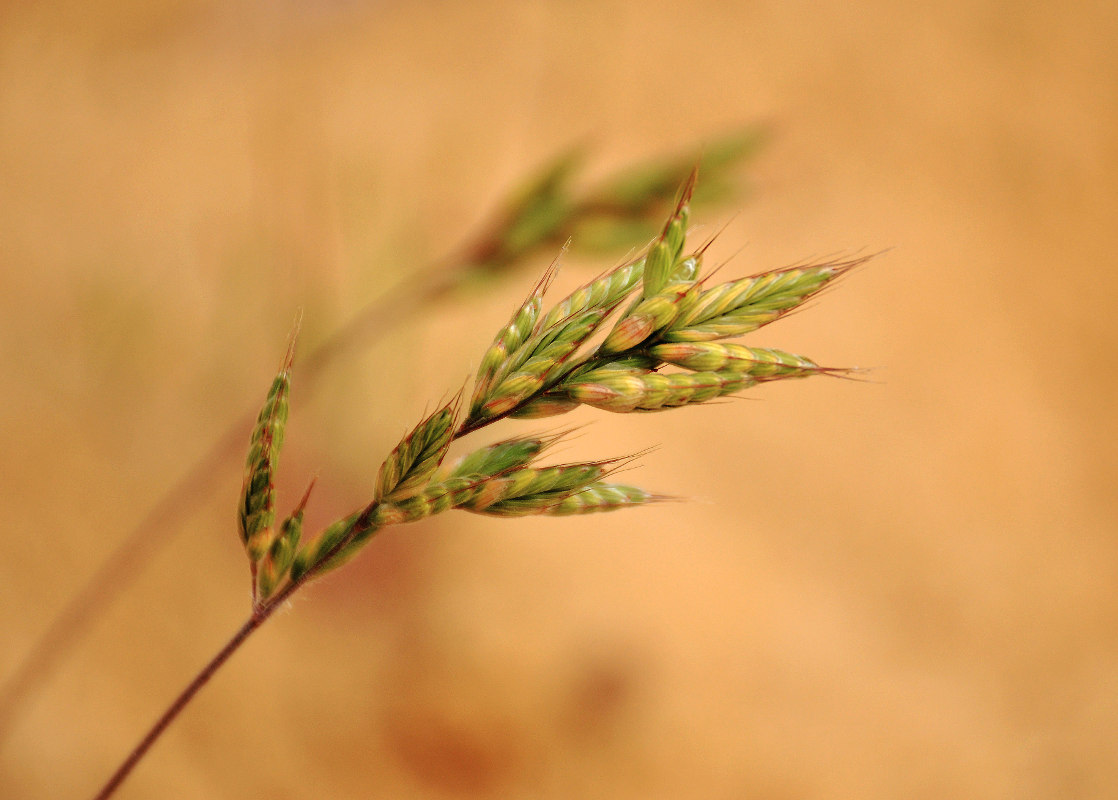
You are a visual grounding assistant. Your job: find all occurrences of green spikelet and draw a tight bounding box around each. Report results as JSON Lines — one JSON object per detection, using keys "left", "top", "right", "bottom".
{"left": 372, "top": 476, "right": 490, "bottom": 526}
{"left": 666, "top": 257, "right": 868, "bottom": 342}
{"left": 376, "top": 399, "right": 459, "bottom": 503}
{"left": 470, "top": 261, "right": 559, "bottom": 418}
{"left": 460, "top": 462, "right": 613, "bottom": 516}
{"left": 544, "top": 483, "right": 660, "bottom": 515}
{"left": 642, "top": 168, "right": 695, "bottom": 299}
{"left": 507, "top": 395, "right": 581, "bottom": 419}
{"left": 467, "top": 305, "right": 613, "bottom": 426}
{"left": 466, "top": 247, "right": 645, "bottom": 430}
{"left": 535, "top": 257, "right": 645, "bottom": 334}
{"left": 255, "top": 478, "right": 315, "bottom": 603}
{"left": 289, "top": 509, "right": 369, "bottom": 583}
{"left": 449, "top": 433, "right": 564, "bottom": 479}
{"left": 563, "top": 369, "right": 754, "bottom": 413}
{"left": 238, "top": 332, "right": 296, "bottom": 563}
{"left": 649, "top": 342, "right": 845, "bottom": 380}
{"left": 599, "top": 281, "right": 699, "bottom": 354}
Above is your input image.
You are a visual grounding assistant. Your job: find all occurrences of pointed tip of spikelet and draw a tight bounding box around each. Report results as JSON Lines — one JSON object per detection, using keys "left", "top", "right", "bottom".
{"left": 679, "top": 165, "right": 698, "bottom": 204}
{"left": 281, "top": 310, "right": 302, "bottom": 375}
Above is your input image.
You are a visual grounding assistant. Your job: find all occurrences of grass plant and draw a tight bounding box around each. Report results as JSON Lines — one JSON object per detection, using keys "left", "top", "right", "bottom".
{"left": 0, "top": 132, "right": 766, "bottom": 750}
{"left": 89, "top": 170, "right": 866, "bottom": 799}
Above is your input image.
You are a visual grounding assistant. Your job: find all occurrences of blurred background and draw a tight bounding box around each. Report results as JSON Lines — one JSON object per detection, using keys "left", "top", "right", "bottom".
{"left": 2, "top": 0, "right": 1116, "bottom": 797}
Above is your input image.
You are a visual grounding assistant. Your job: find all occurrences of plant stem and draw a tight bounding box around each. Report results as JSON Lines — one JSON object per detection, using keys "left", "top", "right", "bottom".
{"left": 90, "top": 582, "right": 297, "bottom": 800}
{"left": 0, "top": 249, "right": 477, "bottom": 748}
{"left": 90, "top": 615, "right": 258, "bottom": 800}
{"left": 89, "top": 506, "right": 384, "bottom": 800}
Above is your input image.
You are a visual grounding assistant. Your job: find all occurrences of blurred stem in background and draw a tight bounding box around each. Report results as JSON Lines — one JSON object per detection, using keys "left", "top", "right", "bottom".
{"left": 0, "top": 128, "right": 766, "bottom": 747}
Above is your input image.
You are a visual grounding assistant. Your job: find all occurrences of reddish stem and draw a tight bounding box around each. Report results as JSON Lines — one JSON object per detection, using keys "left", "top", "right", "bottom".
{"left": 89, "top": 579, "right": 298, "bottom": 800}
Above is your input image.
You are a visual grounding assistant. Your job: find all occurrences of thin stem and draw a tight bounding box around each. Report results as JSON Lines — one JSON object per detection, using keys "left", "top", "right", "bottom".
{"left": 0, "top": 248, "right": 477, "bottom": 747}
{"left": 0, "top": 422, "right": 246, "bottom": 742}
{"left": 89, "top": 612, "right": 265, "bottom": 800}
{"left": 89, "top": 513, "right": 380, "bottom": 800}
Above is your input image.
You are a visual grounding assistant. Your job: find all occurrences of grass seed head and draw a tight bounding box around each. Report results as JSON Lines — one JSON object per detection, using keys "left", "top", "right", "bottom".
{"left": 450, "top": 432, "right": 566, "bottom": 478}
{"left": 238, "top": 335, "right": 297, "bottom": 563}
{"left": 536, "top": 257, "right": 645, "bottom": 333}
{"left": 564, "top": 369, "right": 754, "bottom": 413}
{"left": 600, "top": 281, "right": 699, "bottom": 354}
{"left": 289, "top": 509, "right": 367, "bottom": 582}
{"left": 641, "top": 168, "right": 695, "bottom": 300}
{"left": 375, "top": 399, "right": 459, "bottom": 503}
{"left": 666, "top": 256, "right": 866, "bottom": 341}
{"left": 544, "top": 483, "right": 661, "bottom": 515}
{"left": 650, "top": 342, "right": 844, "bottom": 380}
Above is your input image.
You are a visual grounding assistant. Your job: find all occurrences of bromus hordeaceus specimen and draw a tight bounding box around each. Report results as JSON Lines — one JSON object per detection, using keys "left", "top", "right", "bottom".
{"left": 92, "top": 171, "right": 868, "bottom": 799}
{"left": 0, "top": 135, "right": 767, "bottom": 750}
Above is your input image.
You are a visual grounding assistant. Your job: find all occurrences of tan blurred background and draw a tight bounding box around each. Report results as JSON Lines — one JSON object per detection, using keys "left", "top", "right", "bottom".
{"left": 2, "top": 0, "right": 1116, "bottom": 797}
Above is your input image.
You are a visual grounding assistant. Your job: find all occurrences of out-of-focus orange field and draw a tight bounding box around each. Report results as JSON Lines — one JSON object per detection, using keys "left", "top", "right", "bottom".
{"left": 2, "top": 1, "right": 1116, "bottom": 798}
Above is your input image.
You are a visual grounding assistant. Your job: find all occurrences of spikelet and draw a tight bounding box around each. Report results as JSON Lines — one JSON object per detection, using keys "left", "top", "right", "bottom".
{"left": 649, "top": 342, "right": 847, "bottom": 380}
{"left": 449, "top": 432, "right": 566, "bottom": 478}
{"left": 599, "top": 281, "right": 699, "bottom": 354}
{"left": 507, "top": 395, "right": 581, "bottom": 419}
{"left": 640, "top": 168, "right": 695, "bottom": 299}
{"left": 372, "top": 476, "right": 490, "bottom": 526}
{"left": 563, "top": 370, "right": 753, "bottom": 413}
{"left": 375, "top": 397, "right": 459, "bottom": 503}
{"left": 473, "top": 308, "right": 609, "bottom": 420}
{"left": 289, "top": 509, "right": 369, "bottom": 582}
{"left": 544, "top": 483, "right": 662, "bottom": 515}
{"left": 535, "top": 258, "right": 645, "bottom": 334}
{"left": 665, "top": 257, "right": 868, "bottom": 342}
{"left": 470, "top": 260, "right": 558, "bottom": 417}
{"left": 238, "top": 330, "right": 296, "bottom": 563}
{"left": 254, "top": 478, "right": 314, "bottom": 603}
{"left": 461, "top": 464, "right": 604, "bottom": 516}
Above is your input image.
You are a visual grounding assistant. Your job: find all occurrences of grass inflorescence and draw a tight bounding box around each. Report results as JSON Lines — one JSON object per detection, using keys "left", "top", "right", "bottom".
{"left": 89, "top": 160, "right": 865, "bottom": 800}
{"left": 236, "top": 170, "right": 867, "bottom": 607}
